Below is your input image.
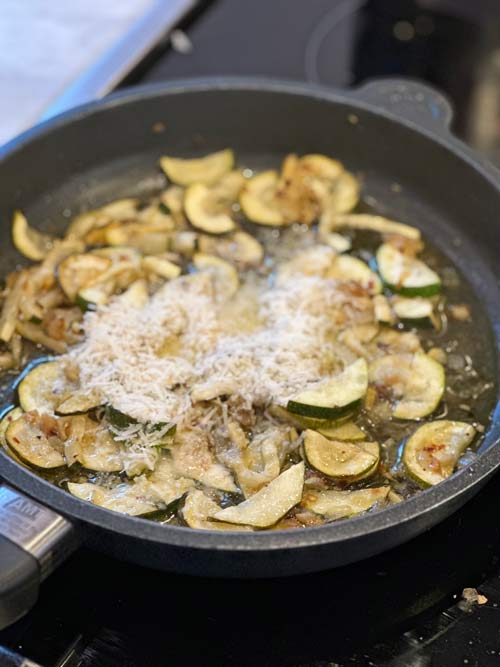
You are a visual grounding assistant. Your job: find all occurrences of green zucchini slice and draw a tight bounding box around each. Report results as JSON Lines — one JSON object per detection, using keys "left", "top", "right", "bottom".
{"left": 182, "top": 490, "right": 252, "bottom": 531}
{"left": 160, "top": 149, "right": 234, "bottom": 186}
{"left": 55, "top": 392, "right": 101, "bottom": 415}
{"left": 18, "top": 361, "right": 71, "bottom": 413}
{"left": 193, "top": 253, "right": 239, "bottom": 300}
{"left": 239, "top": 171, "right": 286, "bottom": 226}
{"left": 304, "top": 430, "right": 379, "bottom": 481}
{"left": 198, "top": 230, "right": 264, "bottom": 267}
{"left": 57, "top": 253, "right": 112, "bottom": 301}
{"left": 12, "top": 210, "right": 55, "bottom": 261}
{"left": 373, "top": 294, "right": 394, "bottom": 326}
{"left": 368, "top": 352, "right": 445, "bottom": 419}
{"left": 317, "top": 420, "right": 366, "bottom": 441}
{"left": 287, "top": 358, "right": 368, "bottom": 420}
{"left": 212, "top": 461, "right": 304, "bottom": 528}
{"left": 184, "top": 183, "right": 236, "bottom": 234}
{"left": 65, "top": 416, "right": 123, "bottom": 472}
{"left": 67, "top": 482, "right": 158, "bottom": 516}
{"left": 377, "top": 243, "right": 441, "bottom": 297}
{"left": 303, "top": 486, "right": 390, "bottom": 520}
{"left": 0, "top": 407, "right": 23, "bottom": 447}
{"left": 142, "top": 256, "right": 181, "bottom": 280}
{"left": 6, "top": 413, "right": 65, "bottom": 469}
{"left": 403, "top": 420, "right": 476, "bottom": 487}
{"left": 326, "top": 171, "right": 360, "bottom": 214}
{"left": 327, "top": 255, "right": 382, "bottom": 294}
{"left": 320, "top": 213, "right": 420, "bottom": 240}
{"left": 392, "top": 296, "right": 436, "bottom": 326}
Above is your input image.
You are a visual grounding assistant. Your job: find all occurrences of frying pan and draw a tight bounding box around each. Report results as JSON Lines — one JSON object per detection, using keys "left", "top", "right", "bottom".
{"left": 0, "top": 77, "right": 499, "bottom": 629}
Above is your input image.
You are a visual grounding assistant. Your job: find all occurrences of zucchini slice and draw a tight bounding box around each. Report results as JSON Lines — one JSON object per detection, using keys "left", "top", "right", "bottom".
{"left": 392, "top": 296, "right": 435, "bottom": 325}
{"left": 192, "top": 253, "right": 239, "bottom": 300}
{"left": 184, "top": 183, "right": 236, "bottom": 234}
{"left": 326, "top": 171, "right": 360, "bottom": 214}
{"left": 377, "top": 243, "right": 441, "bottom": 297}
{"left": 403, "top": 420, "right": 476, "bottom": 487}
{"left": 12, "top": 210, "right": 54, "bottom": 261}
{"left": 55, "top": 392, "right": 101, "bottom": 415}
{"left": 117, "top": 280, "right": 149, "bottom": 308}
{"left": 368, "top": 352, "right": 445, "bottom": 419}
{"left": 6, "top": 413, "right": 65, "bottom": 469}
{"left": 320, "top": 213, "right": 420, "bottom": 240}
{"left": 304, "top": 430, "right": 379, "bottom": 481}
{"left": 287, "top": 358, "right": 368, "bottom": 420}
{"left": 138, "top": 455, "right": 194, "bottom": 504}
{"left": 198, "top": 230, "right": 264, "bottom": 267}
{"left": 303, "top": 486, "right": 390, "bottom": 520}
{"left": 142, "top": 256, "right": 181, "bottom": 280}
{"left": 160, "top": 149, "right": 234, "bottom": 186}
{"left": 182, "top": 490, "right": 252, "bottom": 531}
{"left": 18, "top": 361, "right": 72, "bottom": 413}
{"left": 57, "top": 253, "right": 112, "bottom": 301}
{"left": 240, "top": 171, "right": 286, "bottom": 226}
{"left": 65, "top": 416, "right": 123, "bottom": 472}
{"left": 67, "top": 482, "right": 157, "bottom": 516}
{"left": 0, "top": 407, "right": 23, "bottom": 446}
{"left": 212, "top": 462, "right": 304, "bottom": 528}
{"left": 327, "top": 255, "right": 382, "bottom": 294}
{"left": 317, "top": 420, "right": 366, "bottom": 441}
{"left": 373, "top": 294, "right": 394, "bottom": 325}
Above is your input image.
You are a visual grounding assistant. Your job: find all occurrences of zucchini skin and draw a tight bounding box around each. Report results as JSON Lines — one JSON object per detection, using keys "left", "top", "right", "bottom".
{"left": 286, "top": 399, "right": 361, "bottom": 421}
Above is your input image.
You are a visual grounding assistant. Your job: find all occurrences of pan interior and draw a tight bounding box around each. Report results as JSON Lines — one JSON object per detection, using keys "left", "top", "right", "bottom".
{"left": 0, "top": 83, "right": 498, "bottom": 533}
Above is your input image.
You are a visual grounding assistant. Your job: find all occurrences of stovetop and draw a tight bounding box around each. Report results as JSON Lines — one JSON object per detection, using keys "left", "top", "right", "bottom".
{"left": 2, "top": 1, "right": 500, "bottom": 665}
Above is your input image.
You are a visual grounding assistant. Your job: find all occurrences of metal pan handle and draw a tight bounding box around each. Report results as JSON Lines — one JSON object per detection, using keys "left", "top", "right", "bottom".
{"left": 0, "top": 486, "right": 78, "bottom": 629}
{"left": 348, "top": 78, "right": 454, "bottom": 135}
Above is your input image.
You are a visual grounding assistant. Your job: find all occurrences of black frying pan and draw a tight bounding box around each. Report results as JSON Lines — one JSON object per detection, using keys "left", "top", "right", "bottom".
{"left": 0, "top": 78, "right": 499, "bottom": 628}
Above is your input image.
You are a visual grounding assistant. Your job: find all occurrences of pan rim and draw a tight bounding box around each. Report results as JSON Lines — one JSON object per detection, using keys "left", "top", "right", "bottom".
{"left": 0, "top": 76, "right": 499, "bottom": 553}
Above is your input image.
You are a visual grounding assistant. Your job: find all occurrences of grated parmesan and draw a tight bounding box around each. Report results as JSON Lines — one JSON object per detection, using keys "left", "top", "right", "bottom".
{"left": 64, "top": 267, "right": 368, "bottom": 441}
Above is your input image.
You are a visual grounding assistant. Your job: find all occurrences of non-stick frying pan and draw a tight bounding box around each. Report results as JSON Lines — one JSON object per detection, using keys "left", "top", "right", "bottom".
{"left": 0, "top": 78, "right": 499, "bottom": 628}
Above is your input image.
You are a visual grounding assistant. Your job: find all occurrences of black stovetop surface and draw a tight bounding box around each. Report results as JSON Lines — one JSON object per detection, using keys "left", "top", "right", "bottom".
{"left": 2, "top": 1, "right": 500, "bottom": 665}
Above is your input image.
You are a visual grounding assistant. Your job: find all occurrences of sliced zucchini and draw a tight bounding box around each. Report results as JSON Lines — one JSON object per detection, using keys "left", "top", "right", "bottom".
{"left": 117, "top": 280, "right": 149, "bottom": 308}
{"left": 66, "top": 198, "right": 140, "bottom": 240}
{"left": 287, "top": 358, "right": 368, "bottom": 420}
{"left": 403, "top": 420, "right": 476, "bottom": 487}
{"left": 392, "top": 296, "right": 434, "bottom": 325}
{"left": 104, "top": 222, "right": 172, "bottom": 254}
{"left": 55, "top": 391, "right": 101, "bottom": 415}
{"left": 373, "top": 294, "right": 394, "bottom": 326}
{"left": 6, "top": 413, "right": 65, "bottom": 469}
{"left": 12, "top": 210, "right": 54, "bottom": 261}
{"left": 326, "top": 171, "right": 360, "bottom": 214}
{"left": 368, "top": 352, "right": 445, "bottom": 419}
{"left": 172, "top": 429, "right": 237, "bottom": 492}
{"left": 239, "top": 171, "right": 286, "bottom": 226}
{"left": 160, "top": 149, "right": 234, "bottom": 186}
{"left": 198, "top": 230, "right": 264, "bottom": 267}
{"left": 303, "top": 486, "right": 390, "bottom": 520}
{"left": 57, "top": 253, "right": 111, "bottom": 301}
{"left": 184, "top": 183, "right": 236, "bottom": 234}
{"left": 377, "top": 243, "right": 441, "bottom": 297}
{"left": 327, "top": 255, "right": 382, "bottom": 294}
{"left": 300, "top": 154, "right": 344, "bottom": 182}
{"left": 0, "top": 407, "right": 23, "bottom": 446}
{"left": 77, "top": 285, "right": 110, "bottom": 308}
{"left": 67, "top": 481, "right": 157, "bottom": 516}
{"left": 320, "top": 213, "right": 420, "bottom": 240}
{"left": 304, "top": 430, "right": 379, "bottom": 481}
{"left": 192, "top": 253, "right": 239, "bottom": 300}
{"left": 18, "top": 361, "right": 71, "bottom": 413}
{"left": 317, "top": 420, "right": 365, "bottom": 441}
{"left": 268, "top": 405, "right": 352, "bottom": 433}
{"left": 182, "top": 490, "right": 252, "bottom": 531}
{"left": 212, "top": 461, "right": 304, "bottom": 528}
{"left": 321, "top": 232, "right": 352, "bottom": 253}
{"left": 142, "top": 256, "right": 181, "bottom": 280}
{"left": 66, "top": 416, "right": 123, "bottom": 472}
{"left": 138, "top": 455, "right": 194, "bottom": 505}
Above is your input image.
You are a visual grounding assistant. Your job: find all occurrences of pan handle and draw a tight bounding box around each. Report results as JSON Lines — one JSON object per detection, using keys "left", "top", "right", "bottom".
{"left": 348, "top": 78, "right": 453, "bottom": 135}
{"left": 0, "top": 486, "right": 78, "bottom": 629}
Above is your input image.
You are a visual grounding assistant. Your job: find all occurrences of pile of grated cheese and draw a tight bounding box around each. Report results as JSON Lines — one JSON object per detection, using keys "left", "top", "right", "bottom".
{"left": 65, "top": 268, "right": 362, "bottom": 430}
